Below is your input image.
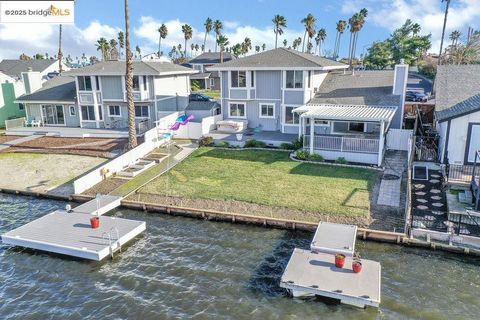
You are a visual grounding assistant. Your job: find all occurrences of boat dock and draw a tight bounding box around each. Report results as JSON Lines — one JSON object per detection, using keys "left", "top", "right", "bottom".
{"left": 1, "top": 195, "right": 146, "bottom": 261}
{"left": 280, "top": 222, "right": 381, "bottom": 308}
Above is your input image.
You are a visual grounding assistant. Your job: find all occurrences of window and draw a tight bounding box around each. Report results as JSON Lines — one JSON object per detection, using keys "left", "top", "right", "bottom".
{"left": 286, "top": 71, "right": 303, "bottom": 89}
{"left": 133, "top": 76, "right": 140, "bottom": 91}
{"left": 81, "top": 105, "right": 95, "bottom": 121}
{"left": 209, "top": 78, "right": 215, "bottom": 87}
{"left": 231, "top": 71, "right": 246, "bottom": 88}
{"left": 69, "top": 105, "right": 75, "bottom": 116}
{"left": 78, "top": 76, "right": 92, "bottom": 91}
{"left": 284, "top": 106, "right": 299, "bottom": 124}
{"left": 213, "top": 106, "right": 221, "bottom": 115}
{"left": 95, "top": 76, "right": 100, "bottom": 90}
{"left": 108, "top": 105, "right": 121, "bottom": 117}
{"left": 349, "top": 122, "right": 365, "bottom": 132}
{"left": 98, "top": 105, "right": 103, "bottom": 121}
{"left": 143, "top": 76, "right": 147, "bottom": 90}
{"left": 229, "top": 103, "right": 246, "bottom": 118}
{"left": 135, "top": 105, "right": 149, "bottom": 118}
{"left": 315, "top": 120, "right": 329, "bottom": 126}
{"left": 251, "top": 71, "right": 255, "bottom": 87}
{"left": 18, "top": 103, "right": 24, "bottom": 110}
{"left": 259, "top": 103, "right": 275, "bottom": 118}
{"left": 308, "top": 71, "right": 311, "bottom": 88}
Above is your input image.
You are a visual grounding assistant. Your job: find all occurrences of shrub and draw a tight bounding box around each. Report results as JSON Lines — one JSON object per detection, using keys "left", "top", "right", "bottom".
{"left": 244, "top": 139, "right": 267, "bottom": 148}
{"left": 279, "top": 142, "right": 296, "bottom": 150}
{"left": 308, "top": 153, "right": 324, "bottom": 162}
{"left": 295, "top": 149, "right": 309, "bottom": 160}
{"left": 291, "top": 136, "right": 304, "bottom": 150}
{"left": 199, "top": 136, "right": 214, "bottom": 147}
{"left": 217, "top": 140, "right": 230, "bottom": 148}
{"left": 335, "top": 157, "right": 348, "bottom": 164}
{"left": 191, "top": 80, "right": 201, "bottom": 91}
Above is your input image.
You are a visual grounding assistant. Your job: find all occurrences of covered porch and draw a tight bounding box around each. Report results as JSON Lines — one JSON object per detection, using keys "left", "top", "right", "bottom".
{"left": 294, "top": 104, "right": 397, "bottom": 166}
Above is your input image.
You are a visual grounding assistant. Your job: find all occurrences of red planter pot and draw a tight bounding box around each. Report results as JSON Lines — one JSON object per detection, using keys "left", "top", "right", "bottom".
{"left": 90, "top": 217, "right": 100, "bottom": 229}
{"left": 352, "top": 261, "right": 362, "bottom": 273}
{"left": 334, "top": 254, "right": 346, "bottom": 268}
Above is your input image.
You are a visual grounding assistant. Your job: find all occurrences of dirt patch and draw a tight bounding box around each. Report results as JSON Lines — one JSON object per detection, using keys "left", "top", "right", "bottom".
{"left": 3, "top": 136, "right": 132, "bottom": 158}
{"left": 0, "top": 135, "right": 22, "bottom": 144}
{"left": 128, "top": 192, "right": 371, "bottom": 226}
{"left": 83, "top": 177, "right": 128, "bottom": 196}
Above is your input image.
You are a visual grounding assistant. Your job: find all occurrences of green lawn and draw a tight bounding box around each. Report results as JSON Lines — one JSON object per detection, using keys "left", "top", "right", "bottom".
{"left": 139, "top": 148, "right": 379, "bottom": 217}
{"left": 195, "top": 89, "right": 220, "bottom": 99}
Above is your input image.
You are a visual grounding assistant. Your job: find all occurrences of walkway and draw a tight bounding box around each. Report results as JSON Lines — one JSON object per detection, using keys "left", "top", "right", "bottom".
{"left": 377, "top": 151, "right": 408, "bottom": 207}
{"left": 0, "top": 134, "right": 42, "bottom": 151}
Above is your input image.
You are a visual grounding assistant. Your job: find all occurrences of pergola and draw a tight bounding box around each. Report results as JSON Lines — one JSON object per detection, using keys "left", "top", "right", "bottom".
{"left": 293, "top": 104, "right": 397, "bottom": 166}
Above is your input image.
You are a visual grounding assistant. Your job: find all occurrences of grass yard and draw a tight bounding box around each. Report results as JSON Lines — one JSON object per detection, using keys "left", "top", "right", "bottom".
{"left": 138, "top": 148, "right": 379, "bottom": 218}
{"left": 195, "top": 89, "right": 221, "bottom": 99}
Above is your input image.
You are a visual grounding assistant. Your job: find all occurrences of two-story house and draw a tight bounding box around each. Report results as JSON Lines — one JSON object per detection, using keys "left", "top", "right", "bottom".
{"left": 188, "top": 52, "right": 233, "bottom": 90}
{"left": 17, "top": 60, "right": 195, "bottom": 131}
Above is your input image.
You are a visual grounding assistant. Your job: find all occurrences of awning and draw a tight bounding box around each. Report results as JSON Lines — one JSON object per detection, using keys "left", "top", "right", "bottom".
{"left": 190, "top": 72, "right": 211, "bottom": 80}
{"left": 294, "top": 104, "right": 397, "bottom": 122}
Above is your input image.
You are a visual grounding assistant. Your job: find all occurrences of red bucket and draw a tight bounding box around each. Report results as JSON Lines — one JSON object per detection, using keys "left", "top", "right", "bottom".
{"left": 352, "top": 261, "right": 362, "bottom": 273}
{"left": 90, "top": 217, "right": 100, "bottom": 229}
{"left": 335, "top": 253, "right": 346, "bottom": 268}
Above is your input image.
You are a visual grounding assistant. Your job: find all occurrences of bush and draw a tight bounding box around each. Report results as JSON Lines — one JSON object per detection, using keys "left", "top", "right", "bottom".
{"left": 335, "top": 157, "right": 348, "bottom": 164}
{"left": 279, "top": 142, "right": 296, "bottom": 150}
{"left": 199, "top": 136, "right": 214, "bottom": 147}
{"left": 217, "top": 140, "right": 230, "bottom": 148}
{"left": 244, "top": 139, "right": 267, "bottom": 148}
{"left": 191, "top": 80, "right": 201, "bottom": 91}
{"left": 308, "top": 153, "right": 324, "bottom": 162}
{"left": 292, "top": 136, "right": 304, "bottom": 150}
{"left": 295, "top": 149, "right": 309, "bottom": 160}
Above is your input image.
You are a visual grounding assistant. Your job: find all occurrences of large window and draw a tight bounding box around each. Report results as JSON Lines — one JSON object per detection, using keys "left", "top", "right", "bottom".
{"left": 231, "top": 71, "right": 246, "bottom": 88}
{"left": 286, "top": 71, "right": 303, "bottom": 89}
{"left": 259, "top": 103, "right": 275, "bottom": 118}
{"left": 284, "top": 106, "right": 299, "bottom": 124}
{"left": 108, "top": 105, "right": 121, "bottom": 117}
{"left": 78, "top": 76, "right": 92, "bottom": 91}
{"left": 229, "top": 102, "right": 246, "bottom": 118}
{"left": 349, "top": 122, "right": 365, "bottom": 132}
{"left": 135, "top": 105, "right": 149, "bottom": 118}
{"left": 133, "top": 76, "right": 140, "bottom": 91}
{"left": 81, "top": 105, "right": 95, "bottom": 121}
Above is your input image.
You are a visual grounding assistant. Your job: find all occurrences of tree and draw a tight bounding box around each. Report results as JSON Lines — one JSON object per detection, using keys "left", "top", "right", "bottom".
{"left": 255, "top": 45, "right": 260, "bottom": 53}
{"left": 442, "top": 33, "right": 480, "bottom": 65}
{"left": 58, "top": 24, "right": 63, "bottom": 72}
{"left": 262, "top": 43, "right": 266, "bottom": 51}
{"left": 390, "top": 19, "right": 431, "bottom": 65}
{"left": 195, "top": 43, "right": 200, "bottom": 56}
{"left": 124, "top": 0, "right": 137, "bottom": 149}
{"left": 348, "top": 8, "right": 368, "bottom": 69}
{"left": 217, "top": 35, "right": 229, "bottom": 63}
{"left": 316, "top": 28, "right": 327, "bottom": 56}
{"left": 182, "top": 24, "right": 193, "bottom": 57}
{"left": 301, "top": 14, "right": 316, "bottom": 52}
{"left": 450, "top": 30, "right": 461, "bottom": 47}
{"left": 34, "top": 53, "right": 45, "bottom": 60}
{"left": 110, "top": 39, "right": 119, "bottom": 60}
{"left": 242, "top": 37, "right": 252, "bottom": 56}
{"left": 438, "top": 0, "right": 451, "bottom": 65}
{"left": 272, "top": 14, "right": 287, "bottom": 49}
{"left": 118, "top": 31, "right": 125, "bottom": 58}
{"left": 96, "top": 37, "right": 110, "bottom": 61}
{"left": 232, "top": 43, "right": 243, "bottom": 57}
{"left": 135, "top": 45, "right": 141, "bottom": 59}
{"left": 214, "top": 20, "right": 223, "bottom": 52}
{"left": 364, "top": 40, "right": 393, "bottom": 69}
{"left": 157, "top": 24, "right": 168, "bottom": 57}
{"left": 334, "top": 20, "right": 347, "bottom": 59}
{"left": 203, "top": 18, "right": 213, "bottom": 52}
{"left": 283, "top": 39, "right": 287, "bottom": 47}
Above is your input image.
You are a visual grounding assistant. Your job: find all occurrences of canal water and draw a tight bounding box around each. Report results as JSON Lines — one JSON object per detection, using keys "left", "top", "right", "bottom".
{"left": 1, "top": 194, "right": 479, "bottom": 320}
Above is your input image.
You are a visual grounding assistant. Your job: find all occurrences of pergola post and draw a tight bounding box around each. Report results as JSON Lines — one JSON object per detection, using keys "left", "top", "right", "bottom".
{"left": 298, "top": 115, "right": 302, "bottom": 138}
{"left": 377, "top": 120, "right": 385, "bottom": 166}
{"left": 309, "top": 116, "right": 314, "bottom": 154}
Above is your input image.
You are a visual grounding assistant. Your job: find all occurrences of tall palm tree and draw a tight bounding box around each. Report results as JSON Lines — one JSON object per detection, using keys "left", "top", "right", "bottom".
{"left": 334, "top": 20, "right": 346, "bottom": 59}
{"left": 96, "top": 37, "right": 110, "bottom": 61}
{"left": 348, "top": 9, "right": 368, "bottom": 69}
{"left": 316, "top": 28, "right": 327, "bottom": 56}
{"left": 301, "top": 14, "right": 316, "bottom": 52}
{"left": 157, "top": 24, "right": 168, "bottom": 57}
{"left": 217, "top": 35, "right": 229, "bottom": 63}
{"left": 283, "top": 39, "right": 288, "bottom": 47}
{"left": 203, "top": 18, "right": 213, "bottom": 52}
{"left": 110, "top": 38, "right": 119, "bottom": 60}
{"left": 135, "top": 45, "right": 141, "bottom": 59}
{"left": 242, "top": 37, "right": 252, "bottom": 56}
{"left": 195, "top": 44, "right": 200, "bottom": 56}
{"left": 214, "top": 20, "right": 223, "bottom": 52}
{"left": 439, "top": 0, "right": 451, "bottom": 65}
{"left": 118, "top": 31, "right": 125, "bottom": 58}
{"left": 182, "top": 24, "right": 193, "bottom": 57}
{"left": 255, "top": 45, "right": 260, "bottom": 53}
{"left": 124, "top": 0, "right": 137, "bottom": 149}
{"left": 272, "top": 14, "right": 287, "bottom": 49}
{"left": 58, "top": 24, "right": 63, "bottom": 72}
{"left": 262, "top": 43, "right": 266, "bottom": 51}
{"left": 450, "top": 30, "right": 461, "bottom": 47}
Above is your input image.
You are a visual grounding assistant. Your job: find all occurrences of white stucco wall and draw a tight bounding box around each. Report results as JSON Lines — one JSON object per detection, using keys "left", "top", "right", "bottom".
{"left": 444, "top": 111, "right": 480, "bottom": 165}
{"left": 154, "top": 74, "right": 190, "bottom": 96}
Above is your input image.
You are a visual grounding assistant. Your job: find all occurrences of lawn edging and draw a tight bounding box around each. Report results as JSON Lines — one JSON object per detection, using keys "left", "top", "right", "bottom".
{"left": 211, "top": 146, "right": 291, "bottom": 152}
{"left": 289, "top": 153, "right": 384, "bottom": 171}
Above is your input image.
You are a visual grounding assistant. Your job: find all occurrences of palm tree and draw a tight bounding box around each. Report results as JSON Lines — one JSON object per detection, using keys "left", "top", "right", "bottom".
{"left": 58, "top": 24, "right": 63, "bottom": 72}
{"left": 450, "top": 30, "right": 461, "bottom": 47}
{"left": 283, "top": 39, "right": 288, "bottom": 47}
{"left": 124, "top": 0, "right": 137, "bottom": 149}
{"left": 242, "top": 37, "right": 252, "bottom": 56}
{"left": 334, "top": 20, "right": 346, "bottom": 59}
{"left": 110, "top": 39, "right": 119, "bottom": 60}
{"left": 181, "top": 24, "right": 193, "bottom": 57}
{"left": 195, "top": 43, "right": 200, "bottom": 56}
{"left": 217, "top": 35, "right": 229, "bottom": 63}
{"left": 135, "top": 45, "right": 141, "bottom": 59}
{"left": 272, "top": 14, "right": 287, "bottom": 49}
{"left": 412, "top": 23, "right": 421, "bottom": 36}
{"left": 157, "top": 24, "right": 168, "bottom": 57}
{"left": 214, "top": 20, "right": 223, "bottom": 52}
{"left": 316, "top": 28, "right": 327, "bottom": 56}
{"left": 96, "top": 37, "right": 110, "bottom": 61}
{"left": 118, "top": 31, "right": 125, "bottom": 58}
{"left": 439, "top": 0, "right": 451, "bottom": 65}
{"left": 301, "top": 14, "right": 316, "bottom": 52}
{"left": 262, "top": 43, "right": 266, "bottom": 51}
{"left": 255, "top": 45, "right": 260, "bottom": 53}
{"left": 348, "top": 9, "right": 368, "bottom": 69}
{"left": 203, "top": 18, "right": 213, "bottom": 52}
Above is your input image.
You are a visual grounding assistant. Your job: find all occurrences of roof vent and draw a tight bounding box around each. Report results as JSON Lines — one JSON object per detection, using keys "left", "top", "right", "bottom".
{"left": 27, "top": 67, "right": 33, "bottom": 72}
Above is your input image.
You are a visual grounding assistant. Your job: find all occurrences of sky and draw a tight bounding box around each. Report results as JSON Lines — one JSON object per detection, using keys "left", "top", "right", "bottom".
{"left": 0, "top": 0, "right": 479, "bottom": 61}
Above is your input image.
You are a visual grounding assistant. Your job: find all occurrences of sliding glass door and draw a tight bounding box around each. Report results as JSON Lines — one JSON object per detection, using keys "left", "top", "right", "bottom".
{"left": 41, "top": 105, "right": 65, "bottom": 125}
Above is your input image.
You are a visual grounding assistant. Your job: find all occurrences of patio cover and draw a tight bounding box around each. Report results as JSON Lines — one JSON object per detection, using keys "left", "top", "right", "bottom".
{"left": 294, "top": 104, "right": 397, "bottom": 123}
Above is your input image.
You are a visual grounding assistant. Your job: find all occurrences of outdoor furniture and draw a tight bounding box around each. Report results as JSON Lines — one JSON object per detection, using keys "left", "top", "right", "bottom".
{"left": 216, "top": 120, "right": 248, "bottom": 133}
{"left": 31, "top": 120, "right": 42, "bottom": 127}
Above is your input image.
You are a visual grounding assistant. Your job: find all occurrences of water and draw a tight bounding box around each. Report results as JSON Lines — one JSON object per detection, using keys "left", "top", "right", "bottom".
{"left": 1, "top": 194, "right": 480, "bottom": 320}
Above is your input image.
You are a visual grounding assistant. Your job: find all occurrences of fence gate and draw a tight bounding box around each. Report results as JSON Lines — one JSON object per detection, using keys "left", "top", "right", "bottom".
{"left": 387, "top": 129, "right": 413, "bottom": 151}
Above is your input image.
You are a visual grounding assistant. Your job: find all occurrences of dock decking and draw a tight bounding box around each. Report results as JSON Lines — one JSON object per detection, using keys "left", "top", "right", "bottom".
{"left": 310, "top": 222, "right": 357, "bottom": 256}
{"left": 72, "top": 195, "right": 122, "bottom": 216}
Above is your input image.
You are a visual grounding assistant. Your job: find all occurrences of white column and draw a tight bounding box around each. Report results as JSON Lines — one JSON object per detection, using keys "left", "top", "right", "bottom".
{"left": 378, "top": 120, "right": 385, "bottom": 166}
{"left": 309, "top": 117, "right": 314, "bottom": 154}
{"left": 298, "top": 115, "right": 302, "bottom": 138}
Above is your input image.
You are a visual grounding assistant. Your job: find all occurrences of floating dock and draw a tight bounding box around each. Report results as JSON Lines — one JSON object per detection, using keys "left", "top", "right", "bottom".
{"left": 1, "top": 195, "right": 146, "bottom": 261}
{"left": 310, "top": 222, "right": 357, "bottom": 256}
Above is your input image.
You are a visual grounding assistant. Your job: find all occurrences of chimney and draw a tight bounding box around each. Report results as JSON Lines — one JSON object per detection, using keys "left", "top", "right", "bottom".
{"left": 392, "top": 59, "right": 409, "bottom": 129}
{"left": 21, "top": 68, "right": 42, "bottom": 94}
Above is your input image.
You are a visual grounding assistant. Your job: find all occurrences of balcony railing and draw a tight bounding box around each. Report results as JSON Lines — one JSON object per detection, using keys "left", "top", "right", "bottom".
{"left": 447, "top": 164, "right": 479, "bottom": 184}
{"left": 304, "top": 135, "right": 379, "bottom": 154}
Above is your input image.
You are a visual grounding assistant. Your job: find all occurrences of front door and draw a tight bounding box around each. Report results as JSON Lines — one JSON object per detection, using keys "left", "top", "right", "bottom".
{"left": 41, "top": 105, "right": 65, "bottom": 125}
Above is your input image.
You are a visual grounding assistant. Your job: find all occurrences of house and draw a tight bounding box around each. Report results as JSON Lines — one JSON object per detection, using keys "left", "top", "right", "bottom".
{"left": 0, "top": 59, "right": 69, "bottom": 127}
{"left": 210, "top": 48, "right": 408, "bottom": 165}
{"left": 188, "top": 52, "right": 234, "bottom": 90}
{"left": 185, "top": 101, "right": 221, "bottom": 120}
{"left": 436, "top": 65, "right": 480, "bottom": 165}
{"left": 16, "top": 60, "right": 196, "bottom": 130}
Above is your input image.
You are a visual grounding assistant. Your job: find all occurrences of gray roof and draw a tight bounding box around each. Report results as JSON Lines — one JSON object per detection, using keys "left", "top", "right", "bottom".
{"left": 65, "top": 60, "right": 196, "bottom": 76}
{"left": 189, "top": 52, "right": 233, "bottom": 65}
{"left": 209, "top": 48, "right": 347, "bottom": 70}
{"left": 309, "top": 70, "right": 401, "bottom": 107}
{"left": 435, "top": 65, "right": 480, "bottom": 112}
{"left": 185, "top": 101, "right": 221, "bottom": 111}
{"left": 295, "top": 104, "right": 397, "bottom": 122}
{"left": 436, "top": 94, "right": 480, "bottom": 122}
{"left": 190, "top": 72, "right": 211, "bottom": 80}
{"left": 0, "top": 59, "right": 58, "bottom": 78}
{"left": 16, "top": 75, "right": 76, "bottom": 103}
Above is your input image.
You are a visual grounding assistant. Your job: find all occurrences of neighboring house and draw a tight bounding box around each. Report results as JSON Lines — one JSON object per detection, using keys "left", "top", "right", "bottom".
{"left": 188, "top": 52, "right": 234, "bottom": 90}
{"left": 0, "top": 59, "right": 69, "bottom": 82}
{"left": 185, "top": 101, "right": 221, "bottom": 120}
{"left": 210, "top": 48, "right": 408, "bottom": 165}
{"left": 16, "top": 60, "right": 196, "bottom": 130}
{"left": 436, "top": 65, "right": 480, "bottom": 165}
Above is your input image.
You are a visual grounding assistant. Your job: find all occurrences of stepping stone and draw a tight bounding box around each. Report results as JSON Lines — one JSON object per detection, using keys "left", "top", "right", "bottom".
{"left": 431, "top": 189, "right": 441, "bottom": 194}
{"left": 417, "top": 205, "right": 429, "bottom": 210}
{"left": 432, "top": 203, "right": 444, "bottom": 207}
{"left": 414, "top": 184, "right": 425, "bottom": 189}
{"left": 416, "top": 191, "right": 426, "bottom": 196}
{"left": 417, "top": 199, "right": 428, "bottom": 203}
{"left": 431, "top": 196, "right": 442, "bottom": 200}
{"left": 429, "top": 179, "right": 440, "bottom": 184}
{"left": 431, "top": 174, "right": 441, "bottom": 178}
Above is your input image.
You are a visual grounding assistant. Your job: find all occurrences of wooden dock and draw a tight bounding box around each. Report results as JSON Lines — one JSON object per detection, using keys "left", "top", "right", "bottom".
{"left": 310, "top": 222, "right": 357, "bottom": 256}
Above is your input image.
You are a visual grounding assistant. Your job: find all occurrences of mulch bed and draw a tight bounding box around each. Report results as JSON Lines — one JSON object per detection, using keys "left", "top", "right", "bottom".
{"left": 0, "top": 135, "right": 22, "bottom": 144}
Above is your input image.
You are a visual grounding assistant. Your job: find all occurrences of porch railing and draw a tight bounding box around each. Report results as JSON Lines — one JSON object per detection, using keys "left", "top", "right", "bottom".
{"left": 5, "top": 117, "right": 26, "bottom": 130}
{"left": 304, "top": 135, "right": 379, "bottom": 154}
{"left": 447, "top": 164, "right": 479, "bottom": 184}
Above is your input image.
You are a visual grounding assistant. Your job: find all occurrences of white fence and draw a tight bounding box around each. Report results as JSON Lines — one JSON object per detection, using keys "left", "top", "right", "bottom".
{"left": 304, "top": 135, "right": 379, "bottom": 154}
{"left": 387, "top": 129, "right": 413, "bottom": 151}
{"left": 174, "top": 114, "right": 222, "bottom": 139}
{"left": 5, "top": 117, "right": 25, "bottom": 130}
{"left": 73, "top": 112, "right": 179, "bottom": 194}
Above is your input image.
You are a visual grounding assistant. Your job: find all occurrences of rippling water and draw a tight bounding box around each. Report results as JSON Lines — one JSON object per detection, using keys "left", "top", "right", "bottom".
{"left": 1, "top": 194, "right": 480, "bottom": 320}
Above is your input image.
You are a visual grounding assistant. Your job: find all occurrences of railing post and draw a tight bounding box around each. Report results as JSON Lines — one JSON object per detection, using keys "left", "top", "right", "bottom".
{"left": 340, "top": 136, "right": 344, "bottom": 152}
